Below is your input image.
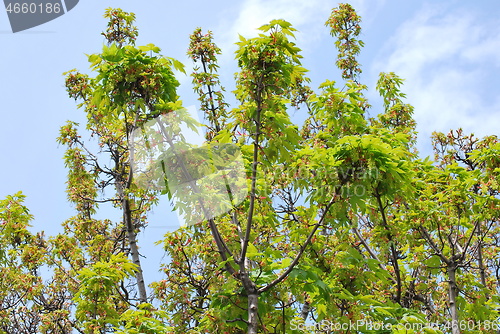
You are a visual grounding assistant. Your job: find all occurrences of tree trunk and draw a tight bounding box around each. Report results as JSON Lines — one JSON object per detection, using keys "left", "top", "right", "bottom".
{"left": 300, "top": 301, "right": 310, "bottom": 321}
{"left": 123, "top": 198, "right": 148, "bottom": 303}
{"left": 447, "top": 264, "right": 460, "bottom": 334}
{"left": 477, "top": 222, "right": 489, "bottom": 299}
{"left": 247, "top": 292, "right": 259, "bottom": 334}
{"left": 239, "top": 271, "right": 259, "bottom": 334}
{"left": 115, "top": 172, "right": 148, "bottom": 304}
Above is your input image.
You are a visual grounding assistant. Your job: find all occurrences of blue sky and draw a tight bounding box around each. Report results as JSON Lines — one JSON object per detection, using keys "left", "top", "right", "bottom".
{"left": 1, "top": 0, "right": 499, "bottom": 285}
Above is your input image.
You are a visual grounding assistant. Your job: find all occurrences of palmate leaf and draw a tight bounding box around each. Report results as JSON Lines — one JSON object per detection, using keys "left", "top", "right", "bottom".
{"left": 167, "top": 57, "right": 186, "bottom": 74}
{"left": 101, "top": 43, "right": 125, "bottom": 62}
{"left": 259, "top": 19, "right": 297, "bottom": 37}
{"left": 138, "top": 43, "right": 161, "bottom": 53}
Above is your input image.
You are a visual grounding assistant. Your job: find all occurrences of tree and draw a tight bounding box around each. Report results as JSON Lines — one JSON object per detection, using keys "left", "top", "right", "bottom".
{"left": 1, "top": 4, "right": 499, "bottom": 334}
{"left": 155, "top": 4, "right": 500, "bottom": 334}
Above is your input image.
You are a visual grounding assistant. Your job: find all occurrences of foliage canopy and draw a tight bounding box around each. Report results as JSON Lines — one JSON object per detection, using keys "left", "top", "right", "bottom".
{"left": 1, "top": 5, "right": 499, "bottom": 334}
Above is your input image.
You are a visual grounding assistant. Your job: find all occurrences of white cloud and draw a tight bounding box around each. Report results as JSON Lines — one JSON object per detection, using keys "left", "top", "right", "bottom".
{"left": 222, "top": 0, "right": 329, "bottom": 42}
{"left": 373, "top": 3, "right": 500, "bottom": 154}
{"left": 217, "top": 0, "right": 386, "bottom": 56}
{"left": 209, "top": 0, "right": 388, "bottom": 106}
{"left": 463, "top": 32, "right": 500, "bottom": 67}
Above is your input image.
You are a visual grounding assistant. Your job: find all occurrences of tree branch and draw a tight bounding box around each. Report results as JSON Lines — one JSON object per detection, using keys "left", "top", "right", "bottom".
{"left": 259, "top": 196, "right": 335, "bottom": 294}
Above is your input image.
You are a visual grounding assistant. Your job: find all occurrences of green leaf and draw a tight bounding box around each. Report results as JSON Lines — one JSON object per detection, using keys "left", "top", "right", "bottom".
{"left": 139, "top": 43, "right": 161, "bottom": 53}
{"left": 167, "top": 57, "right": 186, "bottom": 74}
{"left": 247, "top": 242, "right": 262, "bottom": 257}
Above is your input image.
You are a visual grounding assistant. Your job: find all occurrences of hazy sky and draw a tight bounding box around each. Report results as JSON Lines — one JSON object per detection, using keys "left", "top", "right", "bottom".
{"left": 1, "top": 0, "right": 499, "bottom": 285}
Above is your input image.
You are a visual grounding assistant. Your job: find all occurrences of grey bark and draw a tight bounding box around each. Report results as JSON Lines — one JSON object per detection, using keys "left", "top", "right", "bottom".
{"left": 447, "top": 264, "right": 460, "bottom": 334}
{"left": 115, "top": 178, "right": 148, "bottom": 303}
